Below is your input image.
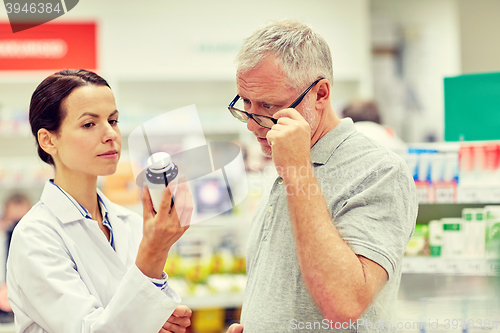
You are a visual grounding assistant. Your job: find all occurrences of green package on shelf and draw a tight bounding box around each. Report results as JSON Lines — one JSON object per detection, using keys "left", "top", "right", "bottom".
{"left": 444, "top": 71, "right": 500, "bottom": 141}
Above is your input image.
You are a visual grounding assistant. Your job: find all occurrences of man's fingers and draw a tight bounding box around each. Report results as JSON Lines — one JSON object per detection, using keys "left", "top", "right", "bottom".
{"left": 268, "top": 123, "right": 287, "bottom": 133}
{"left": 274, "top": 108, "right": 303, "bottom": 120}
{"left": 227, "top": 323, "right": 244, "bottom": 333}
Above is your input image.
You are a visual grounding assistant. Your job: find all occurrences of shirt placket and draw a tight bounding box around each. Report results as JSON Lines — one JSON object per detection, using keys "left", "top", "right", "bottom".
{"left": 262, "top": 177, "right": 285, "bottom": 239}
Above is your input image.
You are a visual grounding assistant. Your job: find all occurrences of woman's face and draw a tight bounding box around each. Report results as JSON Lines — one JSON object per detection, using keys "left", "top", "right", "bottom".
{"left": 51, "top": 85, "right": 121, "bottom": 179}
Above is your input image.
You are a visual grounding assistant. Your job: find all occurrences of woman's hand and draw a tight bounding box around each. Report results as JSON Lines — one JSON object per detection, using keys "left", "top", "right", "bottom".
{"left": 159, "top": 305, "right": 192, "bottom": 333}
{"left": 136, "top": 176, "right": 193, "bottom": 279}
{"left": 0, "top": 282, "right": 12, "bottom": 312}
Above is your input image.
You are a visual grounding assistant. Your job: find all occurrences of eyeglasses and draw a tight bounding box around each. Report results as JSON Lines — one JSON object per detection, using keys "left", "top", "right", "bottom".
{"left": 228, "top": 77, "right": 324, "bottom": 129}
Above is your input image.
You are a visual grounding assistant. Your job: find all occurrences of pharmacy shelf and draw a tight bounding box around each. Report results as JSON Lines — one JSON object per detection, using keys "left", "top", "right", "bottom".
{"left": 416, "top": 203, "right": 497, "bottom": 223}
{"left": 417, "top": 186, "right": 500, "bottom": 206}
{"left": 0, "top": 323, "right": 14, "bottom": 333}
{"left": 402, "top": 257, "right": 500, "bottom": 276}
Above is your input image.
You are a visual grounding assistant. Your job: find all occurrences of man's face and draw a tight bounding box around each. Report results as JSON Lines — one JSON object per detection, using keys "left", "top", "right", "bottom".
{"left": 236, "top": 57, "right": 316, "bottom": 157}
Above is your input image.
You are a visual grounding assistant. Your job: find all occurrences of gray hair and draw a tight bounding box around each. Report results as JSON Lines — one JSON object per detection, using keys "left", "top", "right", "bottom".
{"left": 236, "top": 19, "right": 334, "bottom": 92}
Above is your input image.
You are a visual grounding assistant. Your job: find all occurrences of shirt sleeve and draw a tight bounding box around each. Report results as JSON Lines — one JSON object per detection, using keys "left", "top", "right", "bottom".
{"left": 331, "top": 159, "right": 418, "bottom": 280}
{"left": 148, "top": 272, "right": 180, "bottom": 301}
{"left": 7, "top": 220, "right": 180, "bottom": 333}
{"left": 149, "top": 272, "right": 168, "bottom": 290}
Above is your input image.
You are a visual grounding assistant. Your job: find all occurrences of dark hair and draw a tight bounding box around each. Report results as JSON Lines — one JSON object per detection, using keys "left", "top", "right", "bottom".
{"left": 342, "top": 100, "right": 381, "bottom": 124}
{"left": 4, "top": 192, "right": 30, "bottom": 210}
{"left": 29, "top": 69, "right": 110, "bottom": 165}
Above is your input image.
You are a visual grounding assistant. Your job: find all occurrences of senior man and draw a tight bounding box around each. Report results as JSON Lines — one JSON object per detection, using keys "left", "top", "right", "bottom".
{"left": 227, "top": 19, "right": 417, "bottom": 332}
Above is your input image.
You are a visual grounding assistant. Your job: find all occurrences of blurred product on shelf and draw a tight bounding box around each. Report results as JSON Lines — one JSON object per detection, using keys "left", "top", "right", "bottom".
{"left": 405, "top": 224, "right": 429, "bottom": 256}
{"left": 404, "top": 142, "right": 500, "bottom": 203}
{"left": 406, "top": 205, "right": 500, "bottom": 260}
{"left": 484, "top": 206, "right": 500, "bottom": 259}
{"left": 441, "top": 218, "right": 464, "bottom": 258}
{"left": 459, "top": 144, "right": 500, "bottom": 194}
{"left": 164, "top": 228, "right": 246, "bottom": 299}
{"left": 101, "top": 160, "right": 141, "bottom": 206}
{"left": 428, "top": 220, "right": 443, "bottom": 256}
{"left": 0, "top": 106, "right": 30, "bottom": 136}
{"left": 405, "top": 147, "right": 458, "bottom": 204}
{"left": 194, "top": 178, "right": 233, "bottom": 215}
{"left": 185, "top": 307, "right": 242, "bottom": 333}
{"left": 462, "top": 208, "right": 486, "bottom": 258}
{"left": 0, "top": 158, "right": 53, "bottom": 188}
{"left": 191, "top": 308, "right": 225, "bottom": 333}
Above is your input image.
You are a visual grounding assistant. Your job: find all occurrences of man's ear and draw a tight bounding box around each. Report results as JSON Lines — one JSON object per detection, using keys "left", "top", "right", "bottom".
{"left": 314, "top": 79, "right": 331, "bottom": 111}
{"left": 37, "top": 128, "right": 57, "bottom": 157}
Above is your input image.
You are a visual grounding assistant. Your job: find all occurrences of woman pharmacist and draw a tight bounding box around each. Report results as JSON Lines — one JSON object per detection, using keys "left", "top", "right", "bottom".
{"left": 5, "top": 69, "right": 193, "bottom": 333}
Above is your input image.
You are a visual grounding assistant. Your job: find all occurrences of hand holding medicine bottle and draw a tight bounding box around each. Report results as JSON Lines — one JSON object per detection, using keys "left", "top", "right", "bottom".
{"left": 136, "top": 175, "right": 192, "bottom": 279}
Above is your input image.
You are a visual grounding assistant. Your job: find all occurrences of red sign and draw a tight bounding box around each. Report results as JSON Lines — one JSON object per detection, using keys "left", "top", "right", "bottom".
{"left": 0, "top": 22, "right": 96, "bottom": 70}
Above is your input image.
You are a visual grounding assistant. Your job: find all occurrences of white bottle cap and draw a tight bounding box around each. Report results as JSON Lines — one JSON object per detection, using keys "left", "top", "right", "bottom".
{"left": 147, "top": 152, "right": 173, "bottom": 172}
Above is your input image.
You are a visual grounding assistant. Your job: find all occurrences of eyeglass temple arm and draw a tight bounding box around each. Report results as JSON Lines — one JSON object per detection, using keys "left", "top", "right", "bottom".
{"left": 229, "top": 95, "right": 240, "bottom": 108}
{"left": 288, "top": 78, "right": 324, "bottom": 109}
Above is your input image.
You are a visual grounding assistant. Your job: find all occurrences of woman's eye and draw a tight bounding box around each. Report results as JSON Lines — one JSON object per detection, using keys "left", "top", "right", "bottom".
{"left": 263, "top": 104, "right": 273, "bottom": 109}
{"left": 83, "top": 122, "right": 94, "bottom": 128}
{"left": 109, "top": 119, "right": 119, "bottom": 126}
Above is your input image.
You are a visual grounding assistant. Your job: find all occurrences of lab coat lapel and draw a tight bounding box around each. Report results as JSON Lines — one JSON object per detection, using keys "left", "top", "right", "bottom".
{"left": 96, "top": 189, "right": 137, "bottom": 267}
{"left": 107, "top": 213, "right": 131, "bottom": 266}
{"left": 80, "top": 218, "right": 125, "bottom": 269}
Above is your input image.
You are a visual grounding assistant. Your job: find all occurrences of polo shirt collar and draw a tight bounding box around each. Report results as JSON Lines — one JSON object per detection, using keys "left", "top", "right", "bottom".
{"left": 310, "top": 118, "right": 357, "bottom": 165}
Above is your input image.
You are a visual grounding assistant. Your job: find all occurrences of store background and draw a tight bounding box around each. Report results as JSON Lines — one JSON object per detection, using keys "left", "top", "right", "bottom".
{"left": 0, "top": 0, "right": 499, "bottom": 332}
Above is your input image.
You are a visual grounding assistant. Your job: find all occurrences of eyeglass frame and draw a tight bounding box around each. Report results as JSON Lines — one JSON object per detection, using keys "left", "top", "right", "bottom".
{"left": 228, "top": 77, "right": 324, "bottom": 129}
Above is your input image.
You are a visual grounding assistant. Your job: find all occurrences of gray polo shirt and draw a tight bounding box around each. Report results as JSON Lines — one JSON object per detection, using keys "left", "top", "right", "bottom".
{"left": 240, "top": 118, "right": 418, "bottom": 332}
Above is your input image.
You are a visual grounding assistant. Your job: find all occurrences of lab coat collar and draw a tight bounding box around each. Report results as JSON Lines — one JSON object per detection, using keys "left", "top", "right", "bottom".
{"left": 96, "top": 187, "right": 134, "bottom": 219}
{"left": 41, "top": 180, "right": 87, "bottom": 224}
{"left": 310, "top": 118, "right": 357, "bottom": 165}
{"left": 96, "top": 187, "right": 136, "bottom": 265}
{"left": 40, "top": 180, "right": 134, "bottom": 224}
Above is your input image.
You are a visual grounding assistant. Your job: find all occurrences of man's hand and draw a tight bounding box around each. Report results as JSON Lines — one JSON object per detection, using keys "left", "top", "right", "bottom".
{"left": 227, "top": 323, "right": 244, "bottom": 333}
{"left": 159, "top": 305, "right": 192, "bottom": 333}
{"left": 266, "top": 108, "right": 312, "bottom": 180}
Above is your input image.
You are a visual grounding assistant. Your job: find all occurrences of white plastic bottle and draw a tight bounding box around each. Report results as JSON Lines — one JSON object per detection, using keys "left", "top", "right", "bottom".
{"left": 441, "top": 218, "right": 464, "bottom": 258}
{"left": 145, "top": 152, "right": 179, "bottom": 213}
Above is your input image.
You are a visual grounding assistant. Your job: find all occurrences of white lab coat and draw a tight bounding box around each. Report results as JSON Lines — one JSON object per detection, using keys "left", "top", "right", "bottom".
{"left": 6, "top": 180, "right": 180, "bottom": 333}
